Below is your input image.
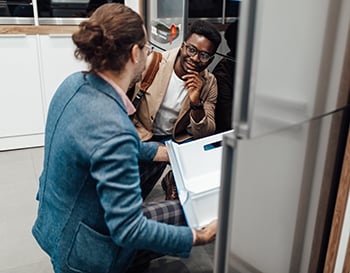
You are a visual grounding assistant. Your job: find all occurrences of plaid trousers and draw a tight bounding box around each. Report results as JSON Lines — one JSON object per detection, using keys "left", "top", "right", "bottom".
{"left": 142, "top": 200, "right": 187, "bottom": 225}
{"left": 126, "top": 200, "right": 188, "bottom": 273}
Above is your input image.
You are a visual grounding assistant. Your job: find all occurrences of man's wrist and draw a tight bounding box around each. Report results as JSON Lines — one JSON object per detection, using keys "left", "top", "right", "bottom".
{"left": 192, "top": 228, "right": 206, "bottom": 246}
{"left": 191, "top": 228, "right": 197, "bottom": 244}
{"left": 190, "top": 100, "right": 204, "bottom": 111}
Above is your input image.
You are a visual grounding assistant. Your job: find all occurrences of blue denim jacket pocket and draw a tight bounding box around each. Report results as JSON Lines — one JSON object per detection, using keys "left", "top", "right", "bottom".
{"left": 67, "top": 221, "right": 120, "bottom": 273}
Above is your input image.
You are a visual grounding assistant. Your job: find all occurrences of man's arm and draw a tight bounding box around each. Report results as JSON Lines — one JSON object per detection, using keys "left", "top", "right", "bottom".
{"left": 139, "top": 140, "right": 169, "bottom": 162}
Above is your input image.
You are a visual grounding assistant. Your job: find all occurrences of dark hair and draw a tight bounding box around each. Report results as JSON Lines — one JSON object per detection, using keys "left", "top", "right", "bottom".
{"left": 224, "top": 20, "right": 239, "bottom": 56}
{"left": 72, "top": 3, "right": 145, "bottom": 73}
{"left": 185, "top": 20, "right": 222, "bottom": 53}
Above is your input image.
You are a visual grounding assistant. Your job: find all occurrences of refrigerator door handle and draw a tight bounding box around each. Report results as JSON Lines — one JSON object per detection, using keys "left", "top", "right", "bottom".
{"left": 214, "top": 134, "right": 236, "bottom": 273}
{"left": 232, "top": 0, "right": 257, "bottom": 138}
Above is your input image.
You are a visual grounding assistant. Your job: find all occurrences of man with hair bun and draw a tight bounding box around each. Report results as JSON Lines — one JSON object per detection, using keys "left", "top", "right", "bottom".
{"left": 32, "top": 3, "right": 217, "bottom": 273}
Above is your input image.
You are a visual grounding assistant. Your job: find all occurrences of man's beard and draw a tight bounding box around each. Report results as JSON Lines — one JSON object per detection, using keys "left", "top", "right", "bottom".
{"left": 128, "top": 71, "right": 143, "bottom": 89}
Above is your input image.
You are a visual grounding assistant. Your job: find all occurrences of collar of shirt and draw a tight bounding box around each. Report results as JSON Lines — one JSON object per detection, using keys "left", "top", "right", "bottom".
{"left": 97, "top": 72, "right": 136, "bottom": 116}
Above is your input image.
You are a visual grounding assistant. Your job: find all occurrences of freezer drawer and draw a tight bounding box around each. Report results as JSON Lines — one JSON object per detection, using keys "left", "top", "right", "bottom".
{"left": 165, "top": 130, "right": 233, "bottom": 228}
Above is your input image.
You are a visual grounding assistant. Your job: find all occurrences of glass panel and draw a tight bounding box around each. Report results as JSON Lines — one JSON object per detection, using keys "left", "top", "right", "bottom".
{"left": 188, "top": 0, "right": 240, "bottom": 23}
{"left": 0, "top": 0, "right": 35, "bottom": 23}
{"left": 37, "top": 0, "right": 123, "bottom": 19}
{"left": 0, "top": 0, "right": 33, "bottom": 17}
{"left": 189, "top": 0, "right": 222, "bottom": 19}
{"left": 225, "top": 0, "right": 240, "bottom": 19}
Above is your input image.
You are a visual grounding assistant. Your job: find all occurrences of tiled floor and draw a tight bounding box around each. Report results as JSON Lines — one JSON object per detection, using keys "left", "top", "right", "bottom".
{"left": 0, "top": 147, "right": 215, "bottom": 273}
{"left": 0, "top": 147, "right": 53, "bottom": 273}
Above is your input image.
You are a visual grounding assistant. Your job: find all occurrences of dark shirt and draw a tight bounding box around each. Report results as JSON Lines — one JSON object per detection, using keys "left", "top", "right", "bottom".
{"left": 213, "top": 51, "right": 236, "bottom": 133}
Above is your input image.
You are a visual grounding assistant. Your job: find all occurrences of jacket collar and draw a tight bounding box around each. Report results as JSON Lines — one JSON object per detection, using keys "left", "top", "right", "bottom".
{"left": 84, "top": 72, "right": 128, "bottom": 114}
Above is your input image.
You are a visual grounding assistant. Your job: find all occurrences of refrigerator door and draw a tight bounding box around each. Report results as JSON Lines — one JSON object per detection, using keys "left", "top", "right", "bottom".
{"left": 215, "top": 0, "right": 350, "bottom": 272}
{"left": 215, "top": 109, "right": 347, "bottom": 273}
{"left": 233, "top": 0, "right": 350, "bottom": 138}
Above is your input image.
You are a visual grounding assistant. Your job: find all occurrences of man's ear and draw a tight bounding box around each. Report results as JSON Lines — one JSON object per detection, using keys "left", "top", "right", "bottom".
{"left": 130, "top": 44, "right": 140, "bottom": 64}
{"left": 180, "top": 42, "right": 185, "bottom": 50}
{"left": 206, "top": 57, "right": 215, "bottom": 67}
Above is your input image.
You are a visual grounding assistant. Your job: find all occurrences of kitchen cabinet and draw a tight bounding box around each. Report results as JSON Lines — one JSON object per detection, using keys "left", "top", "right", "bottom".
{"left": 0, "top": 34, "right": 45, "bottom": 150}
{"left": 38, "top": 34, "right": 86, "bottom": 118}
{"left": 0, "top": 29, "right": 86, "bottom": 151}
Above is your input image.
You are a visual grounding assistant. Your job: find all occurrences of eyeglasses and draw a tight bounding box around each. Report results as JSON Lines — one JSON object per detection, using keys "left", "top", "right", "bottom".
{"left": 144, "top": 43, "right": 154, "bottom": 56}
{"left": 183, "top": 42, "right": 214, "bottom": 63}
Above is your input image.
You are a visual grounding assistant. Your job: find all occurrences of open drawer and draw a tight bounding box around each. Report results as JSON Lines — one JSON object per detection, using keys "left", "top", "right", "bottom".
{"left": 165, "top": 130, "right": 233, "bottom": 228}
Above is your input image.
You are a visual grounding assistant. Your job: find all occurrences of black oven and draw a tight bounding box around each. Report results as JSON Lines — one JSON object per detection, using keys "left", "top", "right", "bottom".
{"left": 0, "top": 0, "right": 123, "bottom": 24}
{"left": 189, "top": 0, "right": 240, "bottom": 23}
{"left": 38, "top": 0, "right": 123, "bottom": 22}
{"left": 155, "top": 0, "right": 240, "bottom": 25}
{"left": 0, "top": 0, "right": 35, "bottom": 24}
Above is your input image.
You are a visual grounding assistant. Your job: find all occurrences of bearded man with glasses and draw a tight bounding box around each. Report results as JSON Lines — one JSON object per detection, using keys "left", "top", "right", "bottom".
{"left": 129, "top": 20, "right": 221, "bottom": 201}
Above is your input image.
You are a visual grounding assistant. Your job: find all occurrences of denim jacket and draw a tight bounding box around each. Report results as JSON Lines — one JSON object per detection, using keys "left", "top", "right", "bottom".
{"left": 32, "top": 72, "right": 193, "bottom": 273}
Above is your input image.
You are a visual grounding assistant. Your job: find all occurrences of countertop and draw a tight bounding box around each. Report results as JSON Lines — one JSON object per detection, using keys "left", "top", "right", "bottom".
{"left": 0, "top": 25, "right": 79, "bottom": 34}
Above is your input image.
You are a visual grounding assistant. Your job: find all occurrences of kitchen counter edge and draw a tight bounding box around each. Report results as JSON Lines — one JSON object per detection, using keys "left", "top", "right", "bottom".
{"left": 0, "top": 25, "right": 79, "bottom": 35}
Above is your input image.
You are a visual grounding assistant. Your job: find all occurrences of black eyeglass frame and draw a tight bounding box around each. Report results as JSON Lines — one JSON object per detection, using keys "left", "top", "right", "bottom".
{"left": 183, "top": 41, "right": 215, "bottom": 63}
{"left": 137, "top": 43, "right": 154, "bottom": 56}
{"left": 144, "top": 43, "right": 154, "bottom": 56}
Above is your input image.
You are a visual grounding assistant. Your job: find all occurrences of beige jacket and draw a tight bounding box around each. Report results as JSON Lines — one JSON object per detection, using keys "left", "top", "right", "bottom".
{"left": 131, "top": 47, "right": 217, "bottom": 143}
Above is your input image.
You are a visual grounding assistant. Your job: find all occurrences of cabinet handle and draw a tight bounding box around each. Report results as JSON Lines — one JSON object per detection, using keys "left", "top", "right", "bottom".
{"left": 48, "top": 34, "right": 72, "bottom": 38}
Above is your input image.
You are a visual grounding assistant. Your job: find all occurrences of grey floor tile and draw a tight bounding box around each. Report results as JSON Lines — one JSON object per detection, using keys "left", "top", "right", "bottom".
{"left": 0, "top": 257, "right": 53, "bottom": 273}
{"left": 146, "top": 242, "right": 215, "bottom": 273}
{"left": 0, "top": 148, "right": 31, "bottom": 163}
{"left": 0, "top": 179, "right": 44, "bottom": 270}
{"left": 0, "top": 150, "right": 36, "bottom": 184}
{"left": 29, "top": 147, "right": 44, "bottom": 181}
{"left": 0, "top": 148, "right": 46, "bottom": 272}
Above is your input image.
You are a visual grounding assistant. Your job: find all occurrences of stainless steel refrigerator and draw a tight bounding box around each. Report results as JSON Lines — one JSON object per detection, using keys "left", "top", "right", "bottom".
{"left": 214, "top": 0, "right": 350, "bottom": 272}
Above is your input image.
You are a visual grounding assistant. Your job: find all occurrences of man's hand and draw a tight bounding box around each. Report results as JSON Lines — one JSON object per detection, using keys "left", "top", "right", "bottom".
{"left": 153, "top": 145, "right": 169, "bottom": 162}
{"left": 183, "top": 69, "right": 206, "bottom": 122}
{"left": 182, "top": 69, "right": 204, "bottom": 105}
{"left": 193, "top": 219, "right": 217, "bottom": 246}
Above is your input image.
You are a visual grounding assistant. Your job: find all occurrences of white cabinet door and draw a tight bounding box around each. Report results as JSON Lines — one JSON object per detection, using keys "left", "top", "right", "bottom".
{"left": 0, "top": 35, "right": 45, "bottom": 143}
{"left": 38, "top": 34, "right": 87, "bottom": 118}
